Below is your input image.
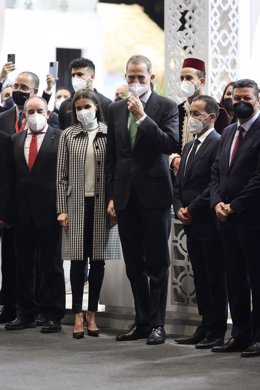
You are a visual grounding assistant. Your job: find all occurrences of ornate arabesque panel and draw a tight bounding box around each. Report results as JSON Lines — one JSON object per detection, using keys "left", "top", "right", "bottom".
{"left": 165, "top": 0, "right": 239, "bottom": 103}
{"left": 165, "top": 1, "right": 239, "bottom": 307}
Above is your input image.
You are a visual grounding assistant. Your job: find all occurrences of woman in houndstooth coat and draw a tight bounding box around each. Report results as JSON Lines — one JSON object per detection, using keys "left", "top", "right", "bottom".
{"left": 57, "top": 89, "right": 116, "bottom": 339}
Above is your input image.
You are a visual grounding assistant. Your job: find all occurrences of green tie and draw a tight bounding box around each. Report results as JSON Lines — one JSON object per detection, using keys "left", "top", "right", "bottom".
{"left": 129, "top": 113, "right": 138, "bottom": 149}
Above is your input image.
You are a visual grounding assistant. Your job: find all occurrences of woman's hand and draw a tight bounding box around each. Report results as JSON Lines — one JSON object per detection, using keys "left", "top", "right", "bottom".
{"left": 57, "top": 213, "right": 69, "bottom": 229}
{"left": 107, "top": 200, "right": 116, "bottom": 217}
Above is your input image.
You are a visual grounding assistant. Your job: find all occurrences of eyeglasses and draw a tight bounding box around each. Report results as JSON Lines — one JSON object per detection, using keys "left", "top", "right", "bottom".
{"left": 13, "top": 83, "right": 32, "bottom": 92}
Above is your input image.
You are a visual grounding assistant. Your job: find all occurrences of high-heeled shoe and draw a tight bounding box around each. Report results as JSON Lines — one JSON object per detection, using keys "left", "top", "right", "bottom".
{"left": 73, "top": 331, "right": 84, "bottom": 339}
{"left": 87, "top": 328, "right": 99, "bottom": 337}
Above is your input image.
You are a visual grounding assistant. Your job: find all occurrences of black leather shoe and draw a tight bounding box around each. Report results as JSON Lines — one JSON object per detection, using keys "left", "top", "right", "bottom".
{"left": 195, "top": 337, "right": 224, "bottom": 349}
{"left": 147, "top": 326, "right": 166, "bottom": 345}
{"left": 35, "top": 314, "right": 47, "bottom": 327}
{"left": 212, "top": 337, "right": 249, "bottom": 352}
{"left": 41, "top": 320, "right": 62, "bottom": 333}
{"left": 116, "top": 326, "right": 151, "bottom": 341}
{"left": 241, "top": 342, "right": 260, "bottom": 357}
{"left": 0, "top": 308, "right": 16, "bottom": 324}
{"left": 175, "top": 332, "right": 205, "bottom": 345}
{"left": 5, "top": 316, "right": 36, "bottom": 330}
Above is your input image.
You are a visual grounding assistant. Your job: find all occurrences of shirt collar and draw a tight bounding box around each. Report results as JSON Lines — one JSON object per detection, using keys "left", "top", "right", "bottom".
{"left": 27, "top": 123, "right": 48, "bottom": 135}
{"left": 238, "top": 112, "right": 259, "bottom": 132}
{"left": 140, "top": 89, "right": 152, "bottom": 104}
{"left": 196, "top": 127, "right": 214, "bottom": 144}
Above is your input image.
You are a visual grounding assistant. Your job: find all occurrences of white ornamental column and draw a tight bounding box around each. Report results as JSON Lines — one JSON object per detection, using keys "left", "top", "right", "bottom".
{"left": 165, "top": 0, "right": 239, "bottom": 103}
{"left": 164, "top": 0, "right": 239, "bottom": 333}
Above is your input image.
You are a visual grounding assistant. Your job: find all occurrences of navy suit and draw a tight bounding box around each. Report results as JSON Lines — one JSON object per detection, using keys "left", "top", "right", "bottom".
{"left": 106, "top": 92, "right": 179, "bottom": 328}
{"left": 211, "top": 115, "right": 260, "bottom": 341}
{"left": 174, "top": 129, "right": 227, "bottom": 338}
{"left": 12, "top": 126, "right": 65, "bottom": 322}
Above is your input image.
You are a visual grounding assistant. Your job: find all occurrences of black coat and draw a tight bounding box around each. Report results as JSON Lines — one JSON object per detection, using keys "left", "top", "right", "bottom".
{"left": 106, "top": 92, "right": 179, "bottom": 210}
{"left": 210, "top": 115, "right": 260, "bottom": 230}
{"left": 12, "top": 126, "right": 61, "bottom": 227}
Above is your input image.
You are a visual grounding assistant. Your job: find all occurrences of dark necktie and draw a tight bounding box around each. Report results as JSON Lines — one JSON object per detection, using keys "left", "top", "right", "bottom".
{"left": 230, "top": 126, "right": 244, "bottom": 162}
{"left": 185, "top": 139, "right": 200, "bottom": 175}
{"left": 28, "top": 132, "right": 41, "bottom": 170}
{"left": 129, "top": 113, "right": 138, "bottom": 149}
{"left": 18, "top": 111, "right": 24, "bottom": 130}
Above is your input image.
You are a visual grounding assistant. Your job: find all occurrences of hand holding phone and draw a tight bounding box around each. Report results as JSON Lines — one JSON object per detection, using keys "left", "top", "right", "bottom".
{"left": 49, "top": 61, "right": 59, "bottom": 80}
{"left": 7, "top": 54, "right": 15, "bottom": 64}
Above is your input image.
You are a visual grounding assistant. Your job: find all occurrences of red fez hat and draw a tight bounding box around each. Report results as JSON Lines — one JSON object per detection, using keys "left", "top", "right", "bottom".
{"left": 182, "top": 58, "right": 206, "bottom": 73}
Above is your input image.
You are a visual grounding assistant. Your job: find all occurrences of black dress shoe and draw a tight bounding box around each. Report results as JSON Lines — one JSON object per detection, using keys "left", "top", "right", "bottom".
{"left": 35, "top": 314, "right": 47, "bottom": 327}
{"left": 241, "top": 342, "right": 260, "bottom": 357}
{"left": 41, "top": 320, "right": 62, "bottom": 333}
{"left": 5, "top": 316, "right": 36, "bottom": 330}
{"left": 175, "top": 332, "right": 205, "bottom": 345}
{"left": 147, "top": 326, "right": 166, "bottom": 345}
{"left": 116, "top": 326, "right": 151, "bottom": 341}
{"left": 0, "top": 308, "right": 16, "bottom": 324}
{"left": 212, "top": 337, "right": 249, "bottom": 352}
{"left": 73, "top": 331, "right": 84, "bottom": 339}
{"left": 195, "top": 337, "right": 224, "bottom": 349}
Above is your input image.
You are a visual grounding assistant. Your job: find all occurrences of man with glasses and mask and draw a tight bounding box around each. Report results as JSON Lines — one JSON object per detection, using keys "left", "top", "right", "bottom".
{"left": 210, "top": 79, "right": 260, "bottom": 357}
{"left": 58, "top": 57, "right": 111, "bottom": 129}
{"left": 106, "top": 55, "right": 179, "bottom": 345}
{"left": 173, "top": 95, "right": 227, "bottom": 349}
{"left": 170, "top": 58, "right": 229, "bottom": 176}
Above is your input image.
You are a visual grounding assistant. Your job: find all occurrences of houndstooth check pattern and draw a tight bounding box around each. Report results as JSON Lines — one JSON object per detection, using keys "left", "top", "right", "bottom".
{"left": 57, "top": 122, "right": 120, "bottom": 261}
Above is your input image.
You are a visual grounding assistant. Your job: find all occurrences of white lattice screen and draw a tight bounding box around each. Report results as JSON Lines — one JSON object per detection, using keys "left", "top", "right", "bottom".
{"left": 165, "top": 0, "right": 239, "bottom": 102}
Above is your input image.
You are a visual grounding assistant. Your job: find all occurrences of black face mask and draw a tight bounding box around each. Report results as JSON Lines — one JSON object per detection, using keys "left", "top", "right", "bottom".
{"left": 233, "top": 101, "right": 254, "bottom": 119}
{"left": 4, "top": 96, "right": 15, "bottom": 109}
{"left": 223, "top": 98, "right": 233, "bottom": 113}
{"left": 12, "top": 90, "right": 30, "bottom": 107}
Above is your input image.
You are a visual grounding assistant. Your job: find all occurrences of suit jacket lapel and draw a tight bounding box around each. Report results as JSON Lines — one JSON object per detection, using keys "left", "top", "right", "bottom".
{"left": 229, "top": 118, "right": 260, "bottom": 169}
{"left": 31, "top": 127, "right": 56, "bottom": 171}
{"left": 16, "top": 131, "right": 28, "bottom": 171}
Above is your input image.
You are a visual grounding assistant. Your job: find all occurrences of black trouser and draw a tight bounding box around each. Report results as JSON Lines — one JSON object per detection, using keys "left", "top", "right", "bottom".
{"left": 116, "top": 190, "right": 171, "bottom": 329}
{"left": 184, "top": 225, "right": 227, "bottom": 338}
{"left": 70, "top": 260, "right": 105, "bottom": 313}
{"left": 13, "top": 222, "right": 65, "bottom": 322}
{"left": 0, "top": 229, "right": 17, "bottom": 313}
{"left": 220, "top": 225, "right": 260, "bottom": 342}
{"left": 70, "top": 197, "right": 105, "bottom": 314}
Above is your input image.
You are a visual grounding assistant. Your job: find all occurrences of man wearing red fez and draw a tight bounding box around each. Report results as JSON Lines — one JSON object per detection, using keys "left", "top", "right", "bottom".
{"left": 170, "top": 57, "right": 229, "bottom": 175}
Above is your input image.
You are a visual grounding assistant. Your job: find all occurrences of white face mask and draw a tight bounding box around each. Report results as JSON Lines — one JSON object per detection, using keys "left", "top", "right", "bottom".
{"left": 71, "top": 76, "right": 91, "bottom": 93}
{"left": 188, "top": 115, "right": 209, "bottom": 134}
{"left": 76, "top": 109, "right": 96, "bottom": 126}
{"left": 180, "top": 81, "right": 198, "bottom": 98}
{"left": 128, "top": 83, "right": 149, "bottom": 98}
{"left": 27, "top": 113, "right": 47, "bottom": 132}
{"left": 55, "top": 97, "right": 66, "bottom": 111}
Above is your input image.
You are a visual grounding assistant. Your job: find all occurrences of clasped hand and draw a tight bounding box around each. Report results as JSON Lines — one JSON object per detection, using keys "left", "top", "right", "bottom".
{"left": 127, "top": 95, "right": 145, "bottom": 120}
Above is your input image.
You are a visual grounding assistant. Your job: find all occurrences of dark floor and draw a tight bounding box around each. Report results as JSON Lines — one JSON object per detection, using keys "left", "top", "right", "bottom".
{"left": 0, "top": 324, "right": 259, "bottom": 390}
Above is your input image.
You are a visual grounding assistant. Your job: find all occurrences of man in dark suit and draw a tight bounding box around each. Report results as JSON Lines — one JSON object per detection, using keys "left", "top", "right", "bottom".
{"left": 58, "top": 57, "right": 112, "bottom": 129}
{"left": 173, "top": 95, "right": 227, "bottom": 349}
{"left": 170, "top": 57, "right": 229, "bottom": 175}
{"left": 0, "top": 132, "right": 13, "bottom": 318}
{"left": 210, "top": 79, "right": 260, "bottom": 357}
{"left": 106, "top": 55, "right": 179, "bottom": 345}
{"left": 0, "top": 71, "right": 55, "bottom": 324}
{"left": 5, "top": 96, "right": 65, "bottom": 332}
{"left": 0, "top": 71, "right": 44, "bottom": 323}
